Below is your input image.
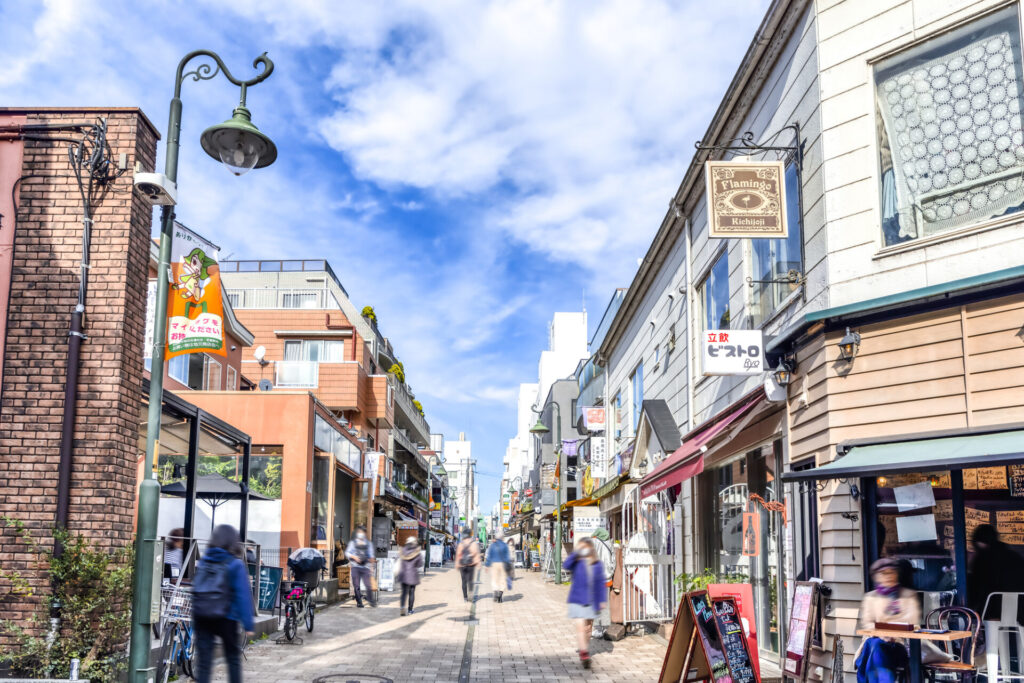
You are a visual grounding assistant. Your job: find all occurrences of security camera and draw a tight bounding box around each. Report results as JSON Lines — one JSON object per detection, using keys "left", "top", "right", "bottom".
{"left": 133, "top": 172, "right": 177, "bottom": 206}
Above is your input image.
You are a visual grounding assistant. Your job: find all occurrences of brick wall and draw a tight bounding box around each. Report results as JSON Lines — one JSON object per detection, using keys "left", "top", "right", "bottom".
{"left": 0, "top": 109, "right": 158, "bottom": 631}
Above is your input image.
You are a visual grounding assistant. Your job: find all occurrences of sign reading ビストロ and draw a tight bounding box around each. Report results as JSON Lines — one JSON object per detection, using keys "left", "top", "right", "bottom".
{"left": 702, "top": 329, "right": 765, "bottom": 376}
{"left": 705, "top": 160, "right": 788, "bottom": 238}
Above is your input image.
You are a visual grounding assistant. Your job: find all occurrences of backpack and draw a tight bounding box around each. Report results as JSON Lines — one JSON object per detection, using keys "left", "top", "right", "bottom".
{"left": 192, "top": 558, "right": 232, "bottom": 619}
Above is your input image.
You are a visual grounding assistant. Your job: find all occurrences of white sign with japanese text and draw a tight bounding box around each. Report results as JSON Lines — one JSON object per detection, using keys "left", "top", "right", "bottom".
{"left": 590, "top": 436, "right": 608, "bottom": 480}
{"left": 573, "top": 506, "right": 605, "bottom": 539}
{"left": 702, "top": 329, "right": 765, "bottom": 376}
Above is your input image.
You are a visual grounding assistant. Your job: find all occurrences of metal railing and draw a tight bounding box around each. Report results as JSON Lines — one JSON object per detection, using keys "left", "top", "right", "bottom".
{"left": 392, "top": 380, "right": 431, "bottom": 443}
{"left": 275, "top": 360, "right": 318, "bottom": 388}
{"left": 224, "top": 287, "right": 342, "bottom": 310}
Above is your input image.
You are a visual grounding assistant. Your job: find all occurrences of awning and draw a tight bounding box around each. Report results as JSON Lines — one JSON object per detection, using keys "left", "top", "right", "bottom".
{"left": 639, "top": 393, "right": 763, "bottom": 498}
{"left": 781, "top": 427, "right": 1024, "bottom": 482}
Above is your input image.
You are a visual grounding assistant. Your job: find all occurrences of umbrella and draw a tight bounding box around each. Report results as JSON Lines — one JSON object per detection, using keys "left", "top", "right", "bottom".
{"left": 161, "top": 473, "right": 271, "bottom": 532}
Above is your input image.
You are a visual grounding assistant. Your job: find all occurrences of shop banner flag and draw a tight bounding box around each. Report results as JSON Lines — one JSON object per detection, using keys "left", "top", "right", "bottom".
{"left": 167, "top": 225, "right": 225, "bottom": 359}
{"left": 561, "top": 439, "right": 579, "bottom": 456}
{"left": 583, "top": 407, "right": 606, "bottom": 432}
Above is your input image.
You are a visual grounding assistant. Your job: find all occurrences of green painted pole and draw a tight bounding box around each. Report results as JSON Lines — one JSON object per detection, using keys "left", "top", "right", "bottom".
{"left": 128, "top": 51, "right": 274, "bottom": 682}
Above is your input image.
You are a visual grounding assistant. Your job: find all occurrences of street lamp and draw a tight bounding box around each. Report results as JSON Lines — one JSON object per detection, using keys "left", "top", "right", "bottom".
{"left": 129, "top": 50, "right": 276, "bottom": 681}
{"left": 530, "top": 401, "right": 563, "bottom": 583}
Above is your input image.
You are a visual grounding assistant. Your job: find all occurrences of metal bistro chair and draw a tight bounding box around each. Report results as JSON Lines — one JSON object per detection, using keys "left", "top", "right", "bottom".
{"left": 982, "top": 592, "right": 1024, "bottom": 683}
{"left": 924, "top": 606, "right": 981, "bottom": 683}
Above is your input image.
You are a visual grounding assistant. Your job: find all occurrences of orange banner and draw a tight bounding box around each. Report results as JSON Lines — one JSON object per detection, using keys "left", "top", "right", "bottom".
{"left": 166, "top": 224, "right": 225, "bottom": 359}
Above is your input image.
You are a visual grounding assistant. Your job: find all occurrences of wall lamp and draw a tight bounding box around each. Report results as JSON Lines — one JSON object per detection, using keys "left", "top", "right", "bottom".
{"left": 772, "top": 357, "right": 795, "bottom": 386}
{"left": 838, "top": 327, "right": 861, "bottom": 362}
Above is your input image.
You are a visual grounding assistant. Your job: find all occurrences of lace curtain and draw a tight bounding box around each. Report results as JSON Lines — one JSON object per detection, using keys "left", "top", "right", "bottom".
{"left": 876, "top": 10, "right": 1024, "bottom": 243}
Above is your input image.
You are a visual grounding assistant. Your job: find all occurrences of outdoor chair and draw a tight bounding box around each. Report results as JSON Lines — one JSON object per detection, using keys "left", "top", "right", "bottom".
{"left": 924, "top": 606, "right": 980, "bottom": 683}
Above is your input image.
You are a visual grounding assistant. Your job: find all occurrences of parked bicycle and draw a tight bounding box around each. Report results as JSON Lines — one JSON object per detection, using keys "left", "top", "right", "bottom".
{"left": 280, "top": 548, "right": 325, "bottom": 641}
{"left": 158, "top": 586, "right": 195, "bottom": 682}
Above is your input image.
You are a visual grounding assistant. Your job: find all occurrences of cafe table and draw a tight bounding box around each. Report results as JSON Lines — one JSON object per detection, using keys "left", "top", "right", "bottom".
{"left": 856, "top": 628, "right": 973, "bottom": 683}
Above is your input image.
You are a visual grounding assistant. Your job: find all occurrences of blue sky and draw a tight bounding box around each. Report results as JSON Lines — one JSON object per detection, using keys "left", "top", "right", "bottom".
{"left": 1, "top": 0, "right": 769, "bottom": 515}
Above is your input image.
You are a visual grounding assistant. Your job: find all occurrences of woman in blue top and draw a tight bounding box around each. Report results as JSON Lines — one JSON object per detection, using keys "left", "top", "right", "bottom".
{"left": 193, "top": 524, "right": 255, "bottom": 683}
{"left": 563, "top": 537, "right": 607, "bottom": 670}
{"left": 484, "top": 530, "right": 512, "bottom": 602}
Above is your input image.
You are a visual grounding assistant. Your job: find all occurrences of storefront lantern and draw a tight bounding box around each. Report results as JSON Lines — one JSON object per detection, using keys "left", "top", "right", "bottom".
{"left": 772, "top": 358, "right": 794, "bottom": 386}
{"left": 838, "top": 326, "right": 861, "bottom": 362}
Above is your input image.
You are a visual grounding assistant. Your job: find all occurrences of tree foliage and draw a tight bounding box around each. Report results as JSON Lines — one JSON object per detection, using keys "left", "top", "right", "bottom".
{"left": 0, "top": 517, "right": 133, "bottom": 680}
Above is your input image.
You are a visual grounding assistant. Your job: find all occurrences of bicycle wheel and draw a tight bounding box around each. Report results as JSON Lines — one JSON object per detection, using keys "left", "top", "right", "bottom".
{"left": 181, "top": 625, "right": 195, "bottom": 679}
{"left": 305, "top": 601, "right": 314, "bottom": 632}
{"left": 158, "top": 622, "right": 179, "bottom": 683}
{"left": 284, "top": 604, "right": 296, "bottom": 641}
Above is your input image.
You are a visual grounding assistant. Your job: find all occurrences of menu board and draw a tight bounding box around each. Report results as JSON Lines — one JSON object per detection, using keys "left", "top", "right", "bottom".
{"left": 258, "top": 566, "right": 283, "bottom": 611}
{"left": 784, "top": 582, "right": 819, "bottom": 681}
{"left": 1009, "top": 465, "right": 1024, "bottom": 498}
{"left": 688, "top": 592, "right": 733, "bottom": 683}
{"left": 713, "top": 598, "right": 757, "bottom": 683}
{"left": 964, "top": 467, "right": 1008, "bottom": 490}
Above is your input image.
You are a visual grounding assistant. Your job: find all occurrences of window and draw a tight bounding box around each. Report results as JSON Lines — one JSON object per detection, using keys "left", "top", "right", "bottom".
{"left": 630, "top": 363, "right": 644, "bottom": 435}
{"left": 204, "top": 357, "right": 222, "bottom": 391}
{"left": 284, "top": 339, "right": 345, "bottom": 362}
{"left": 226, "top": 292, "right": 240, "bottom": 307}
{"left": 752, "top": 162, "right": 803, "bottom": 325}
{"left": 699, "top": 252, "right": 730, "bottom": 332}
{"left": 875, "top": 6, "right": 1024, "bottom": 247}
{"left": 282, "top": 292, "right": 319, "bottom": 309}
{"left": 226, "top": 365, "right": 238, "bottom": 391}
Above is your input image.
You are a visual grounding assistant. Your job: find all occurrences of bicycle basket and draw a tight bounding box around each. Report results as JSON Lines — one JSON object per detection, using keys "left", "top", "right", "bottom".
{"left": 161, "top": 586, "right": 193, "bottom": 621}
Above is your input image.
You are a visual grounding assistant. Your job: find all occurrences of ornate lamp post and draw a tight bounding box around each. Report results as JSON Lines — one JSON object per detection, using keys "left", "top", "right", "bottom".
{"left": 530, "top": 400, "right": 562, "bottom": 583}
{"left": 129, "top": 50, "right": 276, "bottom": 681}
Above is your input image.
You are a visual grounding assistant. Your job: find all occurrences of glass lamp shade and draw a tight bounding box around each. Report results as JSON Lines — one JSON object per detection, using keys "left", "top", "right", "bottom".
{"left": 200, "top": 106, "right": 277, "bottom": 176}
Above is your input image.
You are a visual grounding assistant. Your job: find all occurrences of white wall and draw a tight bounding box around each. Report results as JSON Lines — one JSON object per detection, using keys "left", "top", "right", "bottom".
{"left": 158, "top": 497, "right": 282, "bottom": 551}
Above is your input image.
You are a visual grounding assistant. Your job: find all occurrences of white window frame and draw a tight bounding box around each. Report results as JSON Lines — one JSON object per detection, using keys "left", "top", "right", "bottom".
{"left": 226, "top": 365, "right": 238, "bottom": 391}
{"left": 204, "top": 357, "right": 222, "bottom": 391}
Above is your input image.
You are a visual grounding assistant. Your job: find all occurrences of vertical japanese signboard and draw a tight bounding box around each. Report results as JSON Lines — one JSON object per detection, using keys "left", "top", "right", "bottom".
{"left": 167, "top": 224, "right": 225, "bottom": 359}
{"left": 705, "top": 160, "right": 788, "bottom": 239}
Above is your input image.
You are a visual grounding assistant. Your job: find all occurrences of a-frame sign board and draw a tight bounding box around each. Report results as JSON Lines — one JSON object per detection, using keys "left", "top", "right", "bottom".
{"left": 659, "top": 591, "right": 712, "bottom": 683}
{"left": 660, "top": 591, "right": 759, "bottom": 683}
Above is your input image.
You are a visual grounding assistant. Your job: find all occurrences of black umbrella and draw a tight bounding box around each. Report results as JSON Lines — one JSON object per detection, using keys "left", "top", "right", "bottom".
{"left": 161, "top": 473, "right": 271, "bottom": 533}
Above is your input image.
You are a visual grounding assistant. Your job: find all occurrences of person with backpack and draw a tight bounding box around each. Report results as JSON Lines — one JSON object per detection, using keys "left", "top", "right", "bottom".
{"left": 192, "top": 524, "right": 254, "bottom": 683}
{"left": 396, "top": 536, "right": 423, "bottom": 615}
{"left": 454, "top": 526, "right": 481, "bottom": 603}
{"left": 345, "top": 525, "right": 376, "bottom": 608}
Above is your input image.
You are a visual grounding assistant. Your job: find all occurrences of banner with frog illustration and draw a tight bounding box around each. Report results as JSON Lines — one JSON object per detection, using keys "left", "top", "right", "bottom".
{"left": 166, "top": 224, "right": 225, "bottom": 359}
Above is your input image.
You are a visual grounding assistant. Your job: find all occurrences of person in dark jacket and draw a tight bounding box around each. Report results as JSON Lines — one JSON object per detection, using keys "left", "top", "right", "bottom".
{"left": 563, "top": 537, "right": 607, "bottom": 670}
{"left": 968, "top": 524, "right": 1024, "bottom": 619}
{"left": 193, "top": 524, "right": 254, "bottom": 683}
{"left": 397, "top": 537, "right": 423, "bottom": 615}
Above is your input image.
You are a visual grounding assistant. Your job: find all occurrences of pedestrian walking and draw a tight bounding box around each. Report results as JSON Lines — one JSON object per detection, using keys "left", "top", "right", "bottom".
{"left": 346, "top": 525, "right": 377, "bottom": 608}
{"left": 454, "top": 526, "right": 481, "bottom": 603}
{"left": 192, "top": 524, "right": 254, "bottom": 683}
{"left": 164, "top": 527, "right": 185, "bottom": 579}
{"left": 397, "top": 536, "right": 423, "bottom": 615}
{"left": 563, "top": 537, "right": 607, "bottom": 670}
{"left": 484, "top": 530, "right": 512, "bottom": 602}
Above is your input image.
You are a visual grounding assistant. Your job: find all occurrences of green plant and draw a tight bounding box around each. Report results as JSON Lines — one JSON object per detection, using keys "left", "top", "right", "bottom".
{"left": 388, "top": 362, "right": 405, "bottom": 384}
{"left": 361, "top": 305, "right": 377, "bottom": 324}
{"left": 412, "top": 399, "right": 424, "bottom": 416}
{"left": 673, "top": 568, "right": 749, "bottom": 594}
{"left": 0, "top": 517, "right": 134, "bottom": 680}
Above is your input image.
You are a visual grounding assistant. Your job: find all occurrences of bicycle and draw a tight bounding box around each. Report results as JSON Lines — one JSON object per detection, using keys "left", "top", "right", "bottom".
{"left": 157, "top": 587, "right": 195, "bottom": 682}
{"left": 279, "top": 572, "right": 317, "bottom": 641}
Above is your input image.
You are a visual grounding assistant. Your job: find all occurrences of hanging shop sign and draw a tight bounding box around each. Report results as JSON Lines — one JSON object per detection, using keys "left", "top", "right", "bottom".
{"left": 583, "top": 406, "right": 606, "bottom": 432}
{"left": 741, "top": 512, "right": 760, "bottom": 556}
{"left": 561, "top": 439, "right": 579, "bottom": 456}
{"left": 591, "top": 435, "right": 608, "bottom": 480}
{"left": 705, "top": 159, "right": 788, "bottom": 239}
{"left": 582, "top": 466, "right": 596, "bottom": 498}
{"left": 166, "top": 224, "right": 225, "bottom": 359}
{"left": 702, "top": 329, "right": 765, "bottom": 376}
{"left": 573, "top": 506, "right": 605, "bottom": 539}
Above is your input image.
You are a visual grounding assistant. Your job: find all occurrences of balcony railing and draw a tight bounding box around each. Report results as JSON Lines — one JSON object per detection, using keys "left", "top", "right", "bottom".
{"left": 392, "top": 379, "right": 431, "bottom": 443}
{"left": 225, "top": 287, "right": 342, "bottom": 310}
{"left": 275, "top": 361, "right": 318, "bottom": 388}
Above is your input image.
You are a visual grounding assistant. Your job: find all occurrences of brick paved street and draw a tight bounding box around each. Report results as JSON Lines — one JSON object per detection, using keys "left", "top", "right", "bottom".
{"left": 219, "top": 566, "right": 666, "bottom": 682}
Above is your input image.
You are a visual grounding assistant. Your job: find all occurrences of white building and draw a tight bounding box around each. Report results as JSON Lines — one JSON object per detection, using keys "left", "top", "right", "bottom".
{"left": 445, "top": 433, "right": 477, "bottom": 526}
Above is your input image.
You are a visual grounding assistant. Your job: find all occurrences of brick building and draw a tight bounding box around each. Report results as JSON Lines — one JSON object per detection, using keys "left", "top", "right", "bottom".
{"left": 0, "top": 108, "right": 159, "bottom": 627}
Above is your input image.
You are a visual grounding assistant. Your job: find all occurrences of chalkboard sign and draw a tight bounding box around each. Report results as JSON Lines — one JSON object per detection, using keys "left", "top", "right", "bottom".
{"left": 1009, "top": 465, "right": 1024, "bottom": 498}
{"left": 713, "top": 597, "right": 757, "bottom": 683}
{"left": 687, "top": 591, "right": 733, "bottom": 683}
{"left": 258, "top": 566, "right": 283, "bottom": 611}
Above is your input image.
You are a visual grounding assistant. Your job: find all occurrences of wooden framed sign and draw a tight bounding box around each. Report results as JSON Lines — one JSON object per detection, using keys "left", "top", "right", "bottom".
{"left": 713, "top": 597, "right": 758, "bottom": 683}
{"left": 660, "top": 590, "right": 760, "bottom": 683}
{"left": 784, "top": 581, "right": 820, "bottom": 681}
{"left": 705, "top": 160, "right": 788, "bottom": 238}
